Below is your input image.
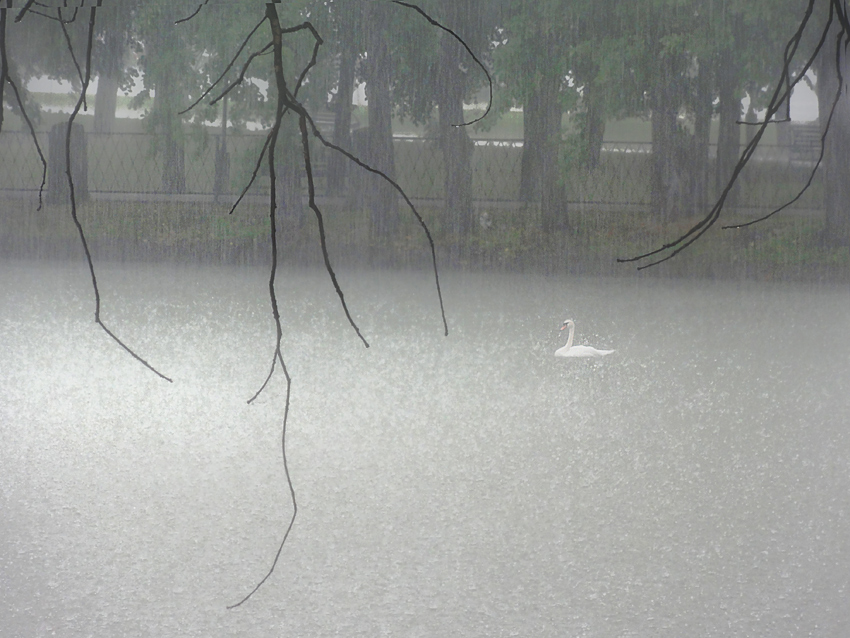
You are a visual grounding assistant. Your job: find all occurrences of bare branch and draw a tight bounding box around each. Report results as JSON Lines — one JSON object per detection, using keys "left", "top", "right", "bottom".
{"left": 278, "top": 21, "right": 323, "bottom": 99}
{"left": 178, "top": 17, "right": 269, "bottom": 115}
{"left": 0, "top": 8, "right": 6, "bottom": 134}
{"left": 223, "top": 4, "right": 450, "bottom": 605}
{"left": 4, "top": 76, "right": 47, "bottom": 208}
{"left": 725, "top": 28, "right": 842, "bottom": 230}
{"left": 207, "top": 41, "right": 273, "bottom": 109}
{"left": 227, "top": 130, "right": 272, "bottom": 215}
{"left": 58, "top": 8, "right": 86, "bottom": 110}
{"left": 305, "top": 116, "right": 449, "bottom": 336}
{"left": 228, "top": 5, "right": 297, "bottom": 607}
{"left": 1, "top": 9, "right": 47, "bottom": 209}
{"left": 228, "top": 353, "right": 294, "bottom": 610}
{"left": 13, "top": 0, "right": 37, "bottom": 23}
{"left": 391, "top": 0, "right": 493, "bottom": 127}
{"left": 619, "top": 0, "right": 824, "bottom": 269}
{"left": 175, "top": 1, "right": 209, "bottom": 25}
{"left": 63, "top": 7, "right": 172, "bottom": 382}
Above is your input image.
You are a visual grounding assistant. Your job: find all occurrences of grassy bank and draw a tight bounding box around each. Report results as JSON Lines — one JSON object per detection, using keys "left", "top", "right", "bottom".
{"left": 1, "top": 197, "right": 846, "bottom": 283}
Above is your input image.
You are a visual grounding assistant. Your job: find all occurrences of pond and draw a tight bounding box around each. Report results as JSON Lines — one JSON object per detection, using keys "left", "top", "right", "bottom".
{"left": 1, "top": 260, "right": 848, "bottom": 637}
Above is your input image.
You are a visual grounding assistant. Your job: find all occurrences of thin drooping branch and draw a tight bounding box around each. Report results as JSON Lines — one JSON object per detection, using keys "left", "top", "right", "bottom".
{"left": 0, "top": 7, "right": 47, "bottom": 209}
{"left": 29, "top": 6, "right": 79, "bottom": 24}
{"left": 0, "top": 8, "right": 6, "bottom": 133}
{"left": 175, "top": 1, "right": 458, "bottom": 606}
{"left": 392, "top": 0, "right": 493, "bottom": 127}
{"left": 279, "top": 21, "right": 324, "bottom": 99}
{"left": 175, "top": 1, "right": 209, "bottom": 26}
{"left": 619, "top": 0, "right": 829, "bottom": 269}
{"left": 13, "top": 0, "right": 37, "bottom": 24}
{"left": 227, "top": 5, "right": 296, "bottom": 609}
{"left": 208, "top": 41, "right": 273, "bottom": 109}
{"left": 63, "top": 7, "right": 172, "bottom": 382}
{"left": 303, "top": 114, "right": 449, "bottom": 336}
{"left": 226, "top": 127, "right": 273, "bottom": 216}
{"left": 57, "top": 8, "right": 87, "bottom": 111}
{"left": 177, "top": 16, "right": 268, "bottom": 116}
{"left": 725, "top": 40, "right": 842, "bottom": 229}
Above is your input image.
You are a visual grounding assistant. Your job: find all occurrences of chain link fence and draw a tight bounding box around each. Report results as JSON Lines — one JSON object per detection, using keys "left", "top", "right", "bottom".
{"left": 0, "top": 129, "right": 824, "bottom": 213}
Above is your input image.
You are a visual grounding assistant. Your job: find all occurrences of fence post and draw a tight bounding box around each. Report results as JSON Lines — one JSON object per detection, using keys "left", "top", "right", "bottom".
{"left": 47, "top": 122, "right": 89, "bottom": 205}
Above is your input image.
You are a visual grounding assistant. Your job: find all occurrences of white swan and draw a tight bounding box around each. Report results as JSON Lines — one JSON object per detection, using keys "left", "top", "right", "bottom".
{"left": 555, "top": 319, "right": 615, "bottom": 358}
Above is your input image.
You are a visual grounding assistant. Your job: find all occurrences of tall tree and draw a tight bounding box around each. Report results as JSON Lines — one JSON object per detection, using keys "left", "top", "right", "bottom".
{"left": 495, "top": 1, "right": 571, "bottom": 233}
{"left": 816, "top": 14, "right": 850, "bottom": 246}
{"left": 360, "top": 2, "right": 397, "bottom": 237}
{"left": 131, "top": 1, "right": 193, "bottom": 193}
{"left": 92, "top": 2, "right": 136, "bottom": 134}
{"left": 435, "top": 0, "right": 476, "bottom": 239}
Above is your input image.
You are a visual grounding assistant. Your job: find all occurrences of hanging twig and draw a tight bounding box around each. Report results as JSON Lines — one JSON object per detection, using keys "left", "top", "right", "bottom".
{"left": 176, "top": 2, "right": 460, "bottom": 606}
{"left": 57, "top": 8, "right": 86, "bottom": 111}
{"left": 391, "top": 0, "right": 493, "bottom": 127}
{"left": 13, "top": 0, "right": 37, "bottom": 23}
{"left": 302, "top": 113, "right": 449, "bottom": 336}
{"left": 208, "top": 41, "right": 273, "bottom": 109}
{"left": 0, "top": 8, "right": 7, "bottom": 134}
{"left": 28, "top": 6, "right": 79, "bottom": 24}
{"left": 175, "top": 1, "right": 209, "bottom": 26}
{"left": 0, "top": 8, "right": 47, "bottom": 208}
{"left": 619, "top": 0, "right": 833, "bottom": 269}
{"left": 63, "top": 7, "right": 172, "bottom": 382}
{"left": 178, "top": 17, "right": 269, "bottom": 116}
{"left": 227, "top": 6, "right": 297, "bottom": 609}
{"left": 724, "top": 9, "right": 844, "bottom": 230}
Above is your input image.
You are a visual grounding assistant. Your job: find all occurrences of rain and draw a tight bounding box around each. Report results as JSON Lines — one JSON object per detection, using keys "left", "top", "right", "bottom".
{"left": 1, "top": 1, "right": 848, "bottom": 636}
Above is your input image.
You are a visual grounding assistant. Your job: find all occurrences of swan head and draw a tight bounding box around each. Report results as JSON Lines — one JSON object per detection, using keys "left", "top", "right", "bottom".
{"left": 560, "top": 319, "right": 575, "bottom": 331}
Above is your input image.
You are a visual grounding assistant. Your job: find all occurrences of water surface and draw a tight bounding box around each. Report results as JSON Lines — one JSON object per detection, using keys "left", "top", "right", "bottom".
{"left": 1, "top": 260, "right": 848, "bottom": 637}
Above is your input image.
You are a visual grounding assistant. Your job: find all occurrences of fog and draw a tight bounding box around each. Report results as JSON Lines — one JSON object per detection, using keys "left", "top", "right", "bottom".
{"left": 2, "top": 261, "right": 848, "bottom": 636}
{"left": 3, "top": 2, "right": 850, "bottom": 636}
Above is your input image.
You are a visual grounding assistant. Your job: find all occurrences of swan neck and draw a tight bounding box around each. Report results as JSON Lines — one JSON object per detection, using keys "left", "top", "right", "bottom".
{"left": 565, "top": 322, "right": 574, "bottom": 350}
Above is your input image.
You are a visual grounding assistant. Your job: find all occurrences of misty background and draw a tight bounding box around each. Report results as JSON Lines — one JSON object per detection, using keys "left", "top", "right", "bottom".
{"left": 1, "top": 1, "right": 849, "bottom": 636}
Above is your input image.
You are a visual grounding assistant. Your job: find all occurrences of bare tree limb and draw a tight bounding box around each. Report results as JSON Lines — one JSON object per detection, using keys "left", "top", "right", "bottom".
{"left": 64, "top": 7, "right": 172, "bottom": 382}
{"left": 391, "top": 0, "right": 493, "bottom": 127}
{"left": 619, "top": 0, "right": 828, "bottom": 269}
{"left": 725, "top": 30, "right": 843, "bottom": 230}
{"left": 58, "top": 8, "right": 86, "bottom": 111}
{"left": 174, "top": 2, "right": 458, "bottom": 606}
{"left": 175, "top": 1, "right": 209, "bottom": 26}
{"left": 13, "top": 0, "right": 37, "bottom": 24}
{"left": 227, "top": 5, "right": 298, "bottom": 608}
{"left": 178, "top": 17, "right": 269, "bottom": 116}
{"left": 207, "top": 41, "right": 273, "bottom": 109}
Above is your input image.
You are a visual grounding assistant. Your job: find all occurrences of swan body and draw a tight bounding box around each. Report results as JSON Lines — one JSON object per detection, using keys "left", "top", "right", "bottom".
{"left": 555, "top": 319, "right": 615, "bottom": 358}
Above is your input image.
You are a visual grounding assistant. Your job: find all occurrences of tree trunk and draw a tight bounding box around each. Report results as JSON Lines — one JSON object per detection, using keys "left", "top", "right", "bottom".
{"left": 93, "top": 74, "right": 118, "bottom": 134}
{"left": 539, "top": 56, "right": 567, "bottom": 235}
{"left": 650, "top": 53, "right": 682, "bottom": 221}
{"left": 327, "top": 18, "right": 356, "bottom": 196}
{"left": 213, "top": 95, "right": 230, "bottom": 203}
{"left": 47, "top": 122, "right": 88, "bottom": 205}
{"left": 690, "top": 58, "right": 713, "bottom": 217}
{"left": 437, "top": 0, "right": 474, "bottom": 240}
{"left": 92, "top": 5, "right": 124, "bottom": 134}
{"left": 159, "top": 80, "right": 185, "bottom": 194}
{"left": 817, "top": 21, "right": 850, "bottom": 247}
{"left": 274, "top": 117, "right": 305, "bottom": 225}
{"left": 519, "top": 86, "right": 543, "bottom": 203}
{"left": 715, "top": 50, "right": 740, "bottom": 209}
{"left": 580, "top": 82, "right": 605, "bottom": 170}
{"left": 149, "top": 45, "right": 185, "bottom": 193}
{"left": 363, "top": 2, "right": 397, "bottom": 238}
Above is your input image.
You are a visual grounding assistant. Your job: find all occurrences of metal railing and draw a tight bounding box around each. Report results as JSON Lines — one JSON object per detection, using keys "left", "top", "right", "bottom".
{"left": 0, "top": 130, "right": 823, "bottom": 212}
